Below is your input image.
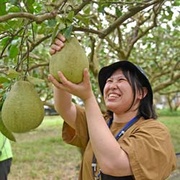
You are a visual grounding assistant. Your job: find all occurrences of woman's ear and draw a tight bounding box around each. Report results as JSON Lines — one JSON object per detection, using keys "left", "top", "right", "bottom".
{"left": 142, "top": 87, "right": 148, "bottom": 99}
{"left": 138, "top": 87, "right": 148, "bottom": 100}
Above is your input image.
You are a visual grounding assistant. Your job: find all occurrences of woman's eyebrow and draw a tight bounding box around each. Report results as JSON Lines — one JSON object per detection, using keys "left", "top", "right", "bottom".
{"left": 110, "top": 74, "right": 126, "bottom": 79}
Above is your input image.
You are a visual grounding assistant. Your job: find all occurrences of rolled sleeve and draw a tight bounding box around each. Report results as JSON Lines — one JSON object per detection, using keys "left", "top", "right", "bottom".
{"left": 62, "top": 105, "right": 89, "bottom": 150}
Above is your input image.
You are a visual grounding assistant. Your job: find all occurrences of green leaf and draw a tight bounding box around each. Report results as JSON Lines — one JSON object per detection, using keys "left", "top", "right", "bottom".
{"left": 63, "top": 25, "right": 73, "bottom": 40}
{"left": 47, "top": 19, "right": 57, "bottom": 27}
{"left": 98, "top": 4, "right": 105, "bottom": 14}
{"left": 51, "top": 22, "right": 61, "bottom": 44}
{"left": 116, "top": 7, "right": 122, "bottom": 17}
{"left": 83, "top": 4, "right": 90, "bottom": 14}
{"left": 173, "top": 1, "right": 180, "bottom": 6}
{"left": 1, "top": 37, "right": 10, "bottom": 46}
{"left": 0, "top": 0, "right": 7, "bottom": 15}
{"left": 9, "top": 0, "right": 18, "bottom": 5}
{"left": 0, "top": 77, "right": 10, "bottom": 84}
{"left": 24, "top": 0, "right": 35, "bottom": 13}
{"left": 67, "top": 11, "right": 74, "bottom": 22}
{"left": 165, "top": 6, "right": 173, "bottom": 20}
{"left": 8, "top": 6, "right": 21, "bottom": 13}
{"left": 9, "top": 45, "right": 19, "bottom": 58}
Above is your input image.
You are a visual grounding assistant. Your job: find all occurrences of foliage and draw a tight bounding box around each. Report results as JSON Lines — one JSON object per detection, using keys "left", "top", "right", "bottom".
{"left": 0, "top": 0, "right": 179, "bottom": 111}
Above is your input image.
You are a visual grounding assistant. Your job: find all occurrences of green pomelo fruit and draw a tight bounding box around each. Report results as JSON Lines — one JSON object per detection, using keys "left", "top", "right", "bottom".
{"left": 1, "top": 81, "right": 44, "bottom": 133}
{"left": 49, "top": 37, "right": 89, "bottom": 83}
{"left": 0, "top": 112, "right": 16, "bottom": 141}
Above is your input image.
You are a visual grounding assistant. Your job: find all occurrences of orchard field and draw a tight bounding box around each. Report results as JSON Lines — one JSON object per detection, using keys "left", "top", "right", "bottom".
{"left": 9, "top": 113, "right": 180, "bottom": 180}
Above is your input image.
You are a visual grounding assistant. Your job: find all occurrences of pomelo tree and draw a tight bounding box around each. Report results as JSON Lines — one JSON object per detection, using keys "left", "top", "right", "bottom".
{"left": 0, "top": 0, "right": 179, "bottom": 112}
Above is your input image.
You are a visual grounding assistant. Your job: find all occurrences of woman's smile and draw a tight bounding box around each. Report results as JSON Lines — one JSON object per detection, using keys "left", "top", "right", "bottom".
{"left": 107, "top": 92, "right": 121, "bottom": 100}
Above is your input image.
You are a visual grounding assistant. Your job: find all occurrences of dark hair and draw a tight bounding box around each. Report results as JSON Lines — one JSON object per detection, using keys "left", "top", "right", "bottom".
{"left": 106, "top": 68, "right": 157, "bottom": 120}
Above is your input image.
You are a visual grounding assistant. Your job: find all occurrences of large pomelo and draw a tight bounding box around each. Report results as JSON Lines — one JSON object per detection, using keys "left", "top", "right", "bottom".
{"left": 1, "top": 81, "right": 44, "bottom": 133}
{"left": 49, "top": 37, "right": 89, "bottom": 83}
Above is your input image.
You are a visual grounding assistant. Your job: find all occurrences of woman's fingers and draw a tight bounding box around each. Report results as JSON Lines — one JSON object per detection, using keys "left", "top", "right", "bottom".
{"left": 83, "top": 68, "right": 90, "bottom": 82}
{"left": 48, "top": 72, "right": 71, "bottom": 91}
{"left": 48, "top": 74, "right": 60, "bottom": 87}
{"left": 48, "top": 69, "right": 92, "bottom": 101}
{"left": 57, "top": 71, "right": 68, "bottom": 85}
{"left": 57, "top": 34, "right": 66, "bottom": 42}
{"left": 49, "top": 34, "right": 66, "bottom": 55}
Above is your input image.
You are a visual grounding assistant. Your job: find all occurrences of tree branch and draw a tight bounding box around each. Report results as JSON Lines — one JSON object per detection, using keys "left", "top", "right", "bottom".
{"left": 73, "top": 26, "right": 103, "bottom": 36}
{"left": 74, "top": 0, "right": 92, "bottom": 15}
{"left": 99, "top": 1, "right": 161, "bottom": 38}
{"left": 28, "top": 63, "right": 49, "bottom": 71}
{"left": 0, "top": 12, "right": 56, "bottom": 24}
{"left": 153, "top": 73, "right": 180, "bottom": 92}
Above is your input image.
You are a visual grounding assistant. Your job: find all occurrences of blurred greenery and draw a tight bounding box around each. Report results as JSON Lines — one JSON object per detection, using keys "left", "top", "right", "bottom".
{"left": 158, "top": 109, "right": 180, "bottom": 117}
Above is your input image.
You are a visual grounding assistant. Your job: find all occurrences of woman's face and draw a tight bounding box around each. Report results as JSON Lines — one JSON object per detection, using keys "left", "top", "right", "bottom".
{"left": 103, "top": 69, "right": 142, "bottom": 114}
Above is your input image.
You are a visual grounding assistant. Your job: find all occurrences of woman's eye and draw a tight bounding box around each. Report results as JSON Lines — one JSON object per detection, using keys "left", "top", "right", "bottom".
{"left": 118, "top": 78, "right": 126, "bottom": 82}
{"left": 106, "top": 78, "right": 127, "bottom": 83}
{"left": 106, "top": 79, "right": 112, "bottom": 83}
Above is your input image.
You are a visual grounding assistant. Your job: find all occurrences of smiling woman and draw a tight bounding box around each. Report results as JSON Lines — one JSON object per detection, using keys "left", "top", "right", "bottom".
{"left": 103, "top": 69, "right": 143, "bottom": 116}
{"left": 48, "top": 34, "right": 177, "bottom": 180}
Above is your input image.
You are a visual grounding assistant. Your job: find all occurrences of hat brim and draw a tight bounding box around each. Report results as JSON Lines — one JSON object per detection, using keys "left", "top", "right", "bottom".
{"left": 98, "top": 61, "right": 153, "bottom": 103}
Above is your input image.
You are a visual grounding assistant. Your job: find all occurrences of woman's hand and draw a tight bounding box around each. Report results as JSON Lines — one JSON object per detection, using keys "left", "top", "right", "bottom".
{"left": 48, "top": 33, "right": 94, "bottom": 101}
{"left": 49, "top": 34, "right": 66, "bottom": 55}
{"left": 48, "top": 68, "right": 93, "bottom": 102}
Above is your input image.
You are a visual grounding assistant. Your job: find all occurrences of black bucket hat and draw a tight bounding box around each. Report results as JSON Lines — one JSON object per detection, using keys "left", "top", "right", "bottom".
{"left": 98, "top": 60, "right": 153, "bottom": 104}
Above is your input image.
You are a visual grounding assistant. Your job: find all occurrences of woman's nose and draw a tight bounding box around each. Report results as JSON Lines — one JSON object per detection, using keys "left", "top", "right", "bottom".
{"left": 109, "top": 82, "right": 118, "bottom": 90}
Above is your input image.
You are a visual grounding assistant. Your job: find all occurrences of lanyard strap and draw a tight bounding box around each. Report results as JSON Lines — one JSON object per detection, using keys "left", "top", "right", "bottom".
{"left": 92, "top": 115, "right": 140, "bottom": 179}
{"left": 108, "top": 115, "right": 140, "bottom": 141}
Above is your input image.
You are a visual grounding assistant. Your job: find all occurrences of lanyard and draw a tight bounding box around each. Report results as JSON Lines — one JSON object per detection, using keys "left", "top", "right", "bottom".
{"left": 107, "top": 115, "right": 140, "bottom": 141}
{"left": 92, "top": 115, "right": 140, "bottom": 180}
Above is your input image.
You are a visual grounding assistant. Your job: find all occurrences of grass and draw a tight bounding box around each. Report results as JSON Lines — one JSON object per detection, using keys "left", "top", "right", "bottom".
{"left": 8, "top": 115, "right": 180, "bottom": 180}
{"left": 9, "top": 116, "right": 81, "bottom": 180}
{"left": 159, "top": 116, "right": 180, "bottom": 153}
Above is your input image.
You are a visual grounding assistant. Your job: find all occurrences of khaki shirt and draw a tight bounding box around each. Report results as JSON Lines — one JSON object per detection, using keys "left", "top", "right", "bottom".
{"left": 62, "top": 105, "right": 176, "bottom": 180}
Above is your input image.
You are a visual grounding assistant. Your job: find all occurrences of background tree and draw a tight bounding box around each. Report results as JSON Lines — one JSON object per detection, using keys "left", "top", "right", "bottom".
{"left": 0, "top": 0, "right": 179, "bottom": 112}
